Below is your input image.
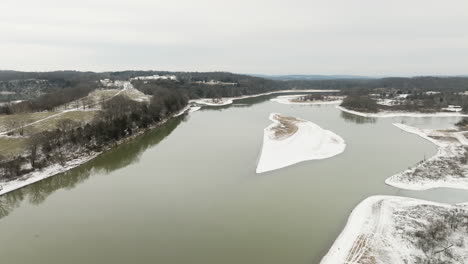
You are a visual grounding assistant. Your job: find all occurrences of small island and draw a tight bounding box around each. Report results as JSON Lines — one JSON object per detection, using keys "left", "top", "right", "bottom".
{"left": 256, "top": 113, "right": 345, "bottom": 173}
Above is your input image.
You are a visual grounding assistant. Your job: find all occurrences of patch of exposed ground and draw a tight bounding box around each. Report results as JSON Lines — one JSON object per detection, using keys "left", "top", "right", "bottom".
{"left": 0, "top": 137, "right": 28, "bottom": 157}
{"left": 270, "top": 114, "right": 300, "bottom": 139}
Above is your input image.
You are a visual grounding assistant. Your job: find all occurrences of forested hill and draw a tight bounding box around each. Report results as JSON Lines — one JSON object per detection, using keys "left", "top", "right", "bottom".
{"left": 1, "top": 71, "right": 468, "bottom": 104}
{"left": 0, "top": 70, "right": 289, "bottom": 113}
{"left": 0, "top": 70, "right": 285, "bottom": 99}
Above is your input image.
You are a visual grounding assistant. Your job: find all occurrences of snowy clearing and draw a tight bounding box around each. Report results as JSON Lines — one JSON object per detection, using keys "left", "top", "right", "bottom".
{"left": 321, "top": 195, "right": 468, "bottom": 264}
{"left": 385, "top": 123, "right": 468, "bottom": 190}
{"left": 256, "top": 113, "right": 345, "bottom": 173}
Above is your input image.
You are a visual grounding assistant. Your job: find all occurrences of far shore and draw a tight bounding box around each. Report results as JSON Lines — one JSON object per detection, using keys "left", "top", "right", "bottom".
{"left": 191, "top": 89, "right": 340, "bottom": 106}
{"left": 271, "top": 94, "right": 343, "bottom": 105}
{"left": 337, "top": 105, "right": 468, "bottom": 118}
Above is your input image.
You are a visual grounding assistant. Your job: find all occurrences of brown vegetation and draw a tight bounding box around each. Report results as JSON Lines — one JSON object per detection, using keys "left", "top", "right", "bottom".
{"left": 271, "top": 115, "right": 300, "bottom": 139}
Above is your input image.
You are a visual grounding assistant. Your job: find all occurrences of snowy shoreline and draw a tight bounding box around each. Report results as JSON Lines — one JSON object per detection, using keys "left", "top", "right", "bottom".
{"left": 0, "top": 106, "right": 195, "bottom": 196}
{"left": 321, "top": 195, "right": 468, "bottom": 264}
{"left": 191, "top": 89, "right": 340, "bottom": 106}
{"left": 256, "top": 113, "right": 345, "bottom": 173}
{"left": 271, "top": 94, "right": 343, "bottom": 105}
{"left": 337, "top": 105, "right": 468, "bottom": 118}
{"left": 385, "top": 123, "right": 468, "bottom": 190}
{"left": 0, "top": 153, "right": 100, "bottom": 196}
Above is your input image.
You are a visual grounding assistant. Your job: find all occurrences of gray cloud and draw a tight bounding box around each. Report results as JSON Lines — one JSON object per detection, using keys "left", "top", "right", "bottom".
{"left": 1, "top": 0, "right": 467, "bottom": 75}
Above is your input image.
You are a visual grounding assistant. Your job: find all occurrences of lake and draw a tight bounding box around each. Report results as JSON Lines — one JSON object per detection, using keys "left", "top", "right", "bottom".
{"left": 1, "top": 94, "right": 466, "bottom": 264}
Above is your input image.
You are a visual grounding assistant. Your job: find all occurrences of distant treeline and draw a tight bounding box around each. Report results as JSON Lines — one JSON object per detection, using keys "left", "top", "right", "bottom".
{"left": 0, "top": 71, "right": 286, "bottom": 114}
{"left": 0, "top": 87, "right": 188, "bottom": 179}
{"left": 341, "top": 92, "right": 468, "bottom": 113}
{"left": 1, "top": 70, "right": 468, "bottom": 114}
{"left": 341, "top": 96, "right": 379, "bottom": 113}
{"left": 287, "top": 77, "right": 468, "bottom": 93}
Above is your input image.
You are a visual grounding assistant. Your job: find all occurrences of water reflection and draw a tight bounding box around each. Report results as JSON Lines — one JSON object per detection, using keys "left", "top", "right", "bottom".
{"left": 340, "top": 111, "right": 377, "bottom": 124}
{"left": 0, "top": 115, "right": 185, "bottom": 219}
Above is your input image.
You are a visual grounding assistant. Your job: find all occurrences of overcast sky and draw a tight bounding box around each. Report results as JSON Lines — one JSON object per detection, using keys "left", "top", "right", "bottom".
{"left": 2, "top": 0, "right": 467, "bottom": 76}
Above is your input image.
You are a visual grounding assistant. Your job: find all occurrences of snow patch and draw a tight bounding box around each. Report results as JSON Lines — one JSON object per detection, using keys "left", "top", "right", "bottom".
{"left": 188, "top": 106, "right": 201, "bottom": 113}
{"left": 130, "top": 75, "right": 177, "bottom": 81}
{"left": 322, "top": 196, "right": 468, "bottom": 264}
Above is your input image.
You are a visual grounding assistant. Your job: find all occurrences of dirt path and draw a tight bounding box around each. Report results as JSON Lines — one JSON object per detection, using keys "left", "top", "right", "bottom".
{"left": 344, "top": 201, "right": 383, "bottom": 264}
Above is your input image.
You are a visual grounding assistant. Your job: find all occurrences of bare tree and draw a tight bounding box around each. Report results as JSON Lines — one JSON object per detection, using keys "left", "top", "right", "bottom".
{"left": 57, "top": 119, "right": 79, "bottom": 132}
{"left": 28, "top": 133, "right": 46, "bottom": 168}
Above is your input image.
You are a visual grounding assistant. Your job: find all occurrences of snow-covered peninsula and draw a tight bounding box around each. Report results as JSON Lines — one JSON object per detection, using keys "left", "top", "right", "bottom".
{"left": 337, "top": 105, "right": 468, "bottom": 118}
{"left": 385, "top": 123, "right": 468, "bottom": 190}
{"left": 256, "top": 113, "right": 345, "bottom": 173}
{"left": 321, "top": 196, "right": 468, "bottom": 264}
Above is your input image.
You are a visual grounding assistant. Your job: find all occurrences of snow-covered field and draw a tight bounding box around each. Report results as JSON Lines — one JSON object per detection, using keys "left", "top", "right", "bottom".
{"left": 271, "top": 94, "right": 343, "bottom": 105}
{"left": 321, "top": 195, "right": 468, "bottom": 264}
{"left": 191, "top": 89, "right": 340, "bottom": 107}
{"left": 385, "top": 123, "right": 468, "bottom": 190}
{"left": 338, "top": 105, "right": 468, "bottom": 118}
{"left": 256, "top": 113, "right": 345, "bottom": 173}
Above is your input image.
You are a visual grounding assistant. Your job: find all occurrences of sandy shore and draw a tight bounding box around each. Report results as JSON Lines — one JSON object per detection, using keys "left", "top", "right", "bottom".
{"left": 321, "top": 195, "right": 468, "bottom": 264}
{"left": 191, "top": 89, "right": 340, "bottom": 106}
{"left": 256, "top": 113, "right": 345, "bottom": 173}
{"left": 385, "top": 123, "right": 468, "bottom": 190}
{"left": 337, "top": 105, "right": 468, "bottom": 118}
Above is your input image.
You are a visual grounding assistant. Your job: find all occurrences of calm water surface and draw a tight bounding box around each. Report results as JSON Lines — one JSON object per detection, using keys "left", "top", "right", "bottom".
{"left": 1, "top": 95, "right": 467, "bottom": 263}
